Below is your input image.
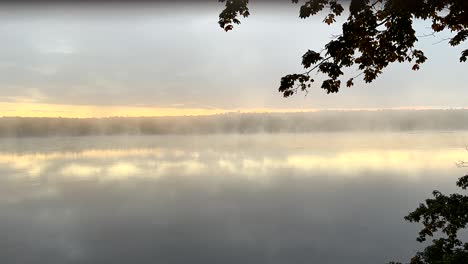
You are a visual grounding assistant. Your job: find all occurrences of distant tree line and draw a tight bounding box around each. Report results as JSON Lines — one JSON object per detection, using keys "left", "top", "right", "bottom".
{"left": 1, "top": 110, "right": 468, "bottom": 137}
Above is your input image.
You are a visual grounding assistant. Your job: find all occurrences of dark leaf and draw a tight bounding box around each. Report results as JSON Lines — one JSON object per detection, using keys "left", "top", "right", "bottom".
{"left": 302, "top": 50, "right": 323, "bottom": 68}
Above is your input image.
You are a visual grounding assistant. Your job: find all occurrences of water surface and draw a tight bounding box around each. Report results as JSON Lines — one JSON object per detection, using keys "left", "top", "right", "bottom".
{"left": 1, "top": 132, "right": 467, "bottom": 264}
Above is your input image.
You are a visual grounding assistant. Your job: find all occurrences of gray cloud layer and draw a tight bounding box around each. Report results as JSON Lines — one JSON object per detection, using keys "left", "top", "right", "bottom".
{"left": 0, "top": 3, "right": 466, "bottom": 109}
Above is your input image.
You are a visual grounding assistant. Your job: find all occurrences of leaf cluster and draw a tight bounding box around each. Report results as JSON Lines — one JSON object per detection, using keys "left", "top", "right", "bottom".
{"left": 390, "top": 174, "right": 468, "bottom": 264}
{"left": 219, "top": 0, "right": 468, "bottom": 97}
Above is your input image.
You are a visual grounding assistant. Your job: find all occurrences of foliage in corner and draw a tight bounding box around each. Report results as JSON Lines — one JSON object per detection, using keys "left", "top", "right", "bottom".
{"left": 218, "top": 0, "right": 468, "bottom": 97}
{"left": 389, "top": 174, "right": 468, "bottom": 264}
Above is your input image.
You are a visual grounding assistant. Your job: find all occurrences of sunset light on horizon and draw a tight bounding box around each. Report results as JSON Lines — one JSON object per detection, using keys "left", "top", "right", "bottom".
{"left": 1, "top": 102, "right": 467, "bottom": 118}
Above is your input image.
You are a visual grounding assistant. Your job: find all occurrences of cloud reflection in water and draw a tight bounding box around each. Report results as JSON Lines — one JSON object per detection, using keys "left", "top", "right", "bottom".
{"left": 0, "top": 133, "right": 467, "bottom": 264}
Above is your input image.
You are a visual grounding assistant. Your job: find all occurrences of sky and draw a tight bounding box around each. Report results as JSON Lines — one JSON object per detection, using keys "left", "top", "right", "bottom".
{"left": 0, "top": 2, "right": 467, "bottom": 117}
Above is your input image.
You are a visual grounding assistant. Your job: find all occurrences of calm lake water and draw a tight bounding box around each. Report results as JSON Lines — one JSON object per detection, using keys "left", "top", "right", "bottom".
{"left": 1, "top": 132, "right": 468, "bottom": 264}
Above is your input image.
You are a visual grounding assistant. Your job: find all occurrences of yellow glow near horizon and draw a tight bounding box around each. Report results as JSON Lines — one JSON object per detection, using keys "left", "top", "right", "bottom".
{"left": 0, "top": 101, "right": 465, "bottom": 118}
{"left": 0, "top": 102, "right": 226, "bottom": 118}
{"left": 0, "top": 102, "right": 322, "bottom": 118}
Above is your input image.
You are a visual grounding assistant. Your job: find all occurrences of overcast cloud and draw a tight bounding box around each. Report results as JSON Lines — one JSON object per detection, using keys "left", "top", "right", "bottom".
{"left": 0, "top": 2, "right": 466, "bottom": 112}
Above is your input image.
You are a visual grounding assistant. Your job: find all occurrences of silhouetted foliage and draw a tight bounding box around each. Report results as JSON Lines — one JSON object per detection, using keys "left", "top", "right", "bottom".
{"left": 389, "top": 174, "right": 468, "bottom": 264}
{"left": 218, "top": 0, "right": 468, "bottom": 96}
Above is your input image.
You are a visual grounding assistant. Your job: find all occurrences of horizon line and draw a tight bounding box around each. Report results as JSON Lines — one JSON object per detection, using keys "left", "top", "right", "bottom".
{"left": 1, "top": 102, "right": 468, "bottom": 119}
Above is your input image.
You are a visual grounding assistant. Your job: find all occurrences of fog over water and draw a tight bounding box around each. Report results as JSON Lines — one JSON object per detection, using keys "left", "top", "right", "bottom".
{"left": 1, "top": 1, "right": 467, "bottom": 263}
{"left": 2, "top": 110, "right": 468, "bottom": 137}
{"left": 2, "top": 132, "right": 468, "bottom": 264}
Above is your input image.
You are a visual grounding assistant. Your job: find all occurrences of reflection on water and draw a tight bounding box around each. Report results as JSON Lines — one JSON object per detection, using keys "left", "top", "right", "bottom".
{"left": 1, "top": 133, "right": 467, "bottom": 264}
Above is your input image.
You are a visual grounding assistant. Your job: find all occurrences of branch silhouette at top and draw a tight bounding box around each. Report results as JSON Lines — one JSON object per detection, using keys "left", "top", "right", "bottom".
{"left": 219, "top": 0, "right": 468, "bottom": 97}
